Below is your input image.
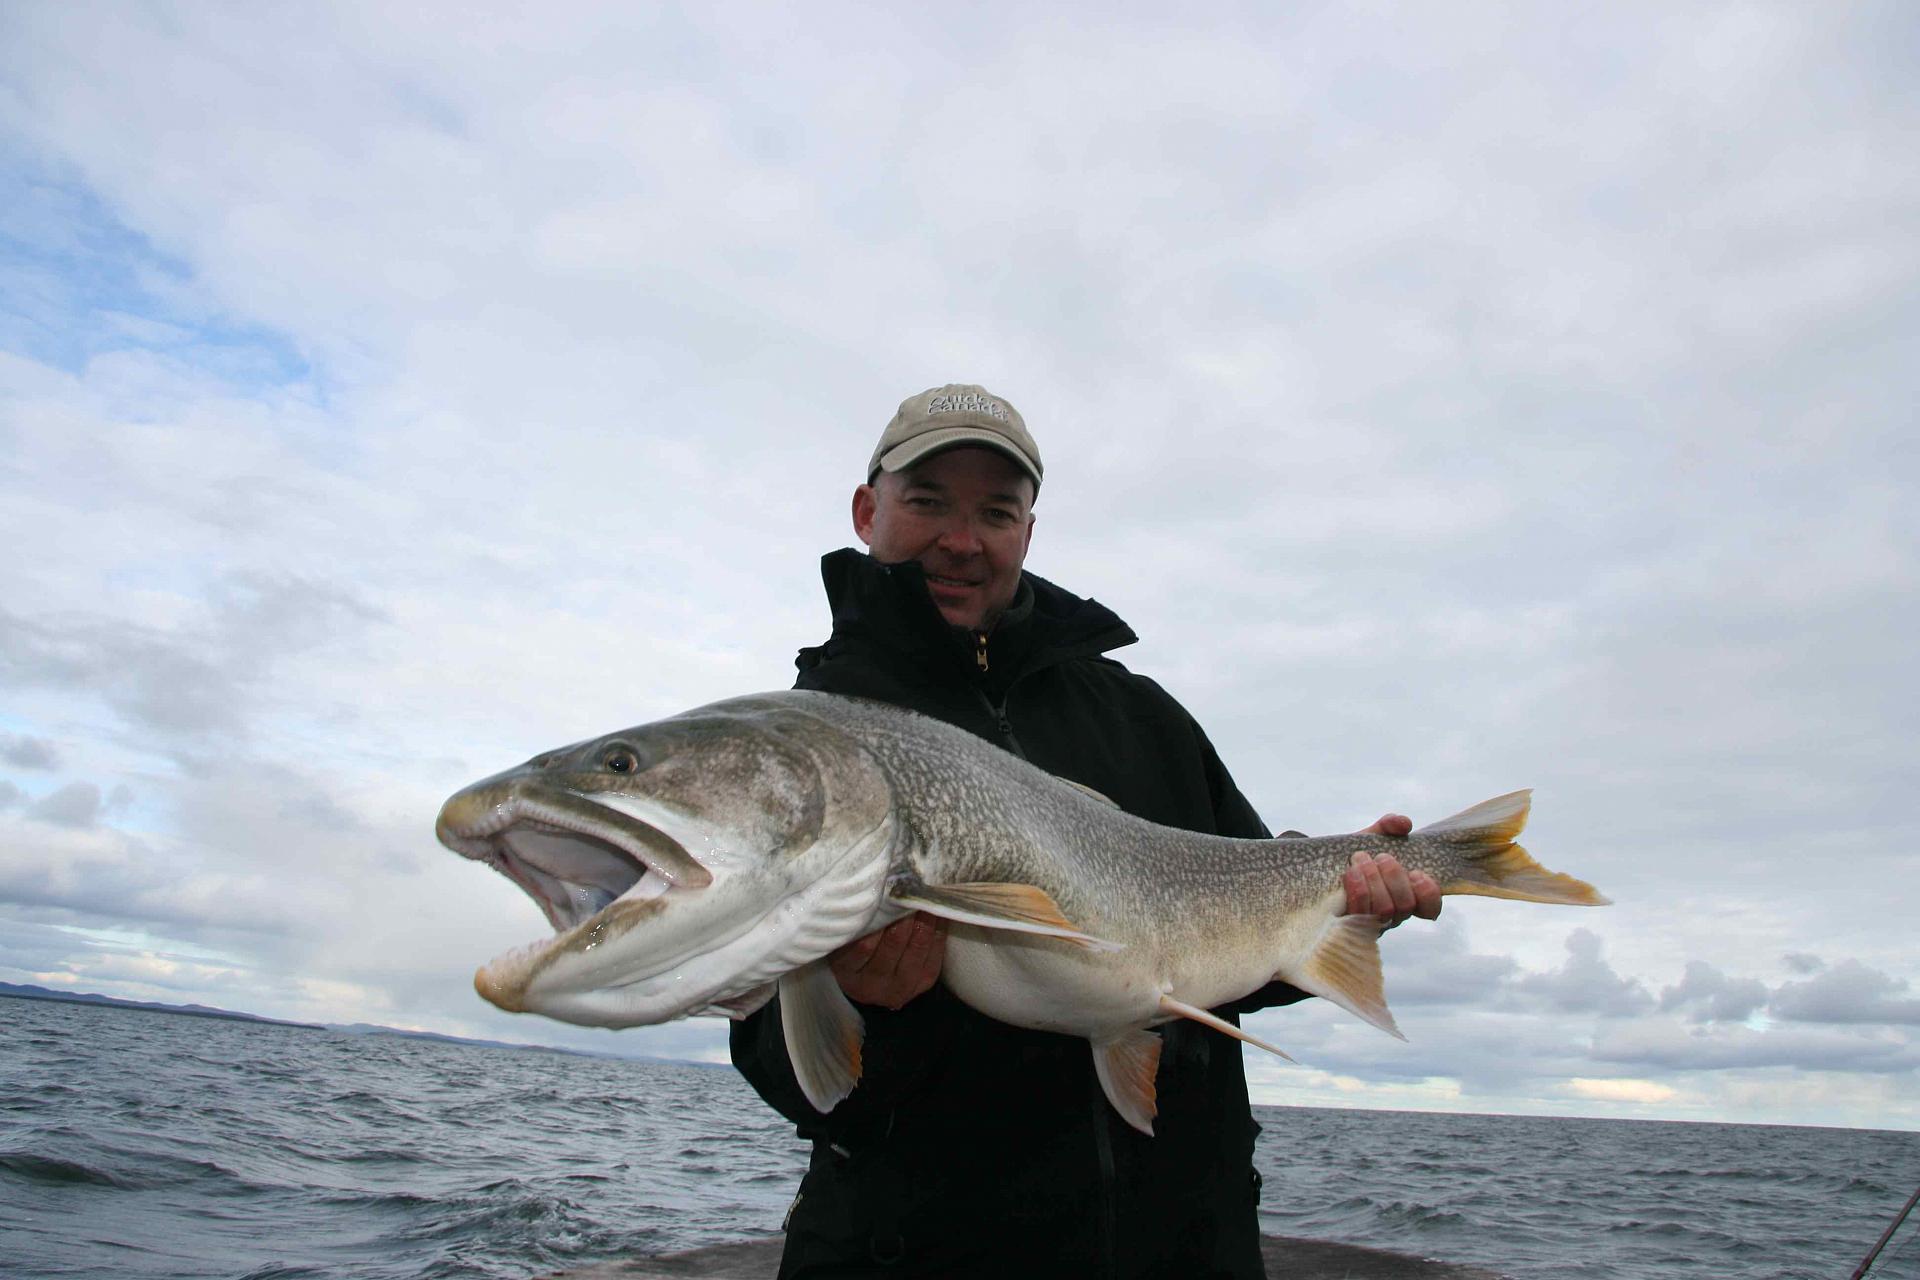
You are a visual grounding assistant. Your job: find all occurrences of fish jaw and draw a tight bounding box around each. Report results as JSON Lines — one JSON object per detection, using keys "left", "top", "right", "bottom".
{"left": 437, "top": 695, "right": 902, "bottom": 1027}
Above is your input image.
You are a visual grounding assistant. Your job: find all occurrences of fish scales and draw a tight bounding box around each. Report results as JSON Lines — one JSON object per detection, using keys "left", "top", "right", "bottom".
{"left": 437, "top": 689, "right": 1608, "bottom": 1134}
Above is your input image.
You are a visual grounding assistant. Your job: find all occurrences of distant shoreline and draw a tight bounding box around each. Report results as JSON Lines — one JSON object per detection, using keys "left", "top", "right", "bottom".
{"left": 0, "top": 982, "right": 326, "bottom": 1029}
{"left": 0, "top": 982, "right": 724, "bottom": 1067}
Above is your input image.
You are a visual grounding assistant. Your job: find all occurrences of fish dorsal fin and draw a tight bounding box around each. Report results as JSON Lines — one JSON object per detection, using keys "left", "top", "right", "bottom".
{"left": 888, "top": 878, "right": 1124, "bottom": 952}
{"left": 1058, "top": 777, "right": 1120, "bottom": 807}
{"left": 1091, "top": 1029, "right": 1163, "bottom": 1135}
{"left": 1280, "top": 914, "right": 1405, "bottom": 1040}
{"left": 1156, "top": 996, "right": 1297, "bottom": 1063}
{"left": 778, "top": 961, "right": 866, "bottom": 1114}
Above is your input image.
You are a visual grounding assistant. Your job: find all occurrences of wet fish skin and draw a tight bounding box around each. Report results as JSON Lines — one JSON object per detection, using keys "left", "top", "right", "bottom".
{"left": 436, "top": 690, "right": 1608, "bottom": 1134}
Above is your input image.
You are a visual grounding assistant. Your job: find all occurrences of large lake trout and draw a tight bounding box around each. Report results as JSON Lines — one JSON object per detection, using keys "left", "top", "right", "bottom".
{"left": 436, "top": 690, "right": 1607, "bottom": 1133}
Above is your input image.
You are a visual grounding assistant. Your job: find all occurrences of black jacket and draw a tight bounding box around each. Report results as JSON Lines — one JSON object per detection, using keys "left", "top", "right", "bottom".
{"left": 730, "top": 550, "right": 1309, "bottom": 1279}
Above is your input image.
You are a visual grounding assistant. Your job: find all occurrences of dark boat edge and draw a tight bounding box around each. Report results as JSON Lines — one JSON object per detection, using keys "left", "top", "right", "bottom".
{"left": 540, "top": 1233, "right": 1507, "bottom": 1279}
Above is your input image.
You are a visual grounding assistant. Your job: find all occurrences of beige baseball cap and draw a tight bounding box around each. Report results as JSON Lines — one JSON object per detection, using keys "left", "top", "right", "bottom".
{"left": 868, "top": 383, "right": 1043, "bottom": 491}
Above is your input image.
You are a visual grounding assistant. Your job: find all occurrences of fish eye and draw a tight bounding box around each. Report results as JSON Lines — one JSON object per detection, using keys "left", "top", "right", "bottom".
{"left": 602, "top": 746, "right": 641, "bottom": 774}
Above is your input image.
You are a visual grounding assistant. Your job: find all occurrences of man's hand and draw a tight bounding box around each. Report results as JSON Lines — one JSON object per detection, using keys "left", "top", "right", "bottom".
{"left": 829, "top": 913, "right": 948, "bottom": 1009}
{"left": 1342, "top": 813, "right": 1442, "bottom": 928}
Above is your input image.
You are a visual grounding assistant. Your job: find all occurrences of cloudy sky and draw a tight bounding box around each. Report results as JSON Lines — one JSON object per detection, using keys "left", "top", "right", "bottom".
{"left": 1, "top": 3, "right": 1913, "bottom": 1132}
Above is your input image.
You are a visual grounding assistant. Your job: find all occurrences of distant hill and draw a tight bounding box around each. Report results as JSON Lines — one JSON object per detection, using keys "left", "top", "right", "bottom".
{"left": 0, "top": 982, "right": 722, "bottom": 1067}
{"left": 0, "top": 981, "right": 325, "bottom": 1029}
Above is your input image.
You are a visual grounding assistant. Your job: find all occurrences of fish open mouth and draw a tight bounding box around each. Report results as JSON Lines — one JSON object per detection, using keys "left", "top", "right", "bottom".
{"left": 436, "top": 784, "right": 712, "bottom": 932}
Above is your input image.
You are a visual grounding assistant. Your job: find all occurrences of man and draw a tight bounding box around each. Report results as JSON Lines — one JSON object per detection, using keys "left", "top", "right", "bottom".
{"left": 731, "top": 384, "right": 1439, "bottom": 1278}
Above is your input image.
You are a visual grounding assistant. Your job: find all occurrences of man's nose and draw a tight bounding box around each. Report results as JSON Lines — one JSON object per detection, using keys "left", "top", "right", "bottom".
{"left": 935, "top": 517, "right": 983, "bottom": 554}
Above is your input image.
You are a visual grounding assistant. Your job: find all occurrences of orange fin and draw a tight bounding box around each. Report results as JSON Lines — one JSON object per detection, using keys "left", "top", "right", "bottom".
{"left": 890, "top": 879, "right": 1123, "bottom": 951}
{"left": 1091, "top": 1029, "right": 1163, "bottom": 1135}
{"left": 1283, "top": 914, "right": 1405, "bottom": 1039}
{"left": 1156, "top": 995, "right": 1297, "bottom": 1062}
{"left": 778, "top": 961, "right": 865, "bottom": 1113}
{"left": 1419, "top": 790, "right": 1610, "bottom": 906}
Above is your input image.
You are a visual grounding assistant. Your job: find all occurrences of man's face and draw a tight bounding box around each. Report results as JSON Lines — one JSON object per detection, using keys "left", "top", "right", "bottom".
{"left": 853, "top": 446, "right": 1037, "bottom": 632}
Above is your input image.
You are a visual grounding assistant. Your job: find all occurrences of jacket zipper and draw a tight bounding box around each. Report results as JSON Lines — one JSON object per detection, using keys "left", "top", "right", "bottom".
{"left": 971, "top": 666, "right": 1114, "bottom": 1276}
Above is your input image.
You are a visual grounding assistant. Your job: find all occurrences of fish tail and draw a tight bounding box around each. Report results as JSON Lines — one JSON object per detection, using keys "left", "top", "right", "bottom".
{"left": 1415, "top": 790, "right": 1610, "bottom": 906}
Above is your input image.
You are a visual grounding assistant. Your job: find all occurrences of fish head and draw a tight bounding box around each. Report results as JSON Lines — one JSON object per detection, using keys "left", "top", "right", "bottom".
{"left": 436, "top": 693, "right": 899, "bottom": 1028}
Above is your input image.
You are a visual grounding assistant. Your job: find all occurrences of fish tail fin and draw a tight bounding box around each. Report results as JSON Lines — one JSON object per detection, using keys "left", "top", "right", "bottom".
{"left": 1416, "top": 789, "right": 1610, "bottom": 906}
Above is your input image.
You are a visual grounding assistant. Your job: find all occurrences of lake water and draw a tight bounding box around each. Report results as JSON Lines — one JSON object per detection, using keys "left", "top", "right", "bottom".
{"left": 2, "top": 997, "right": 1914, "bottom": 1279}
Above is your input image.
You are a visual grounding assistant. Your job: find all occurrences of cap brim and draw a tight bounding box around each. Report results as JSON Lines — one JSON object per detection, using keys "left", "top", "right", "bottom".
{"left": 876, "top": 426, "right": 1042, "bottom": 488}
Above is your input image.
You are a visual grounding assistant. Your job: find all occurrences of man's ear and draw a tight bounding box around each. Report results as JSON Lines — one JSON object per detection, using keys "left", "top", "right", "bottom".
{"left": 851, "top": 483, "right": 878, "bottom": 546}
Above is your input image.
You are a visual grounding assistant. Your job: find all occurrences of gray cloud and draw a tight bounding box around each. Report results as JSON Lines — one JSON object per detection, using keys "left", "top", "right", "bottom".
{"left": 0, "top": 780, "right": 22, "bottom": 810}
{"left": 0, "top": 574, "right": 382, "bottom": 753}
{"left": 0, "top": 733, "right": 59, "bottom": 770}
{"left": 1591, "top": 1019, "right": 1919, "bottom": 1075}
{"left": 1373, "top": 920, "right": 1518, "bottom": 1007}
{"left": 1512, "top": 929, "right": 1655, "bottom": 1018}
{"left": 1770, "top": 959, "right": 1920, "bottom": 1027}
{"left": 25, "top": 781, "right": 103, "bottom": 828}
{"left": 1659, "top": 961, "right": 1770, "bottom": 1025}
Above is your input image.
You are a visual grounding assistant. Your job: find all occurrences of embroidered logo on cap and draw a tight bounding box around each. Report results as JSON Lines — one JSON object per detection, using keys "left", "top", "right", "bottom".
{"left": 926, "top": 391, "right": 1008, "bottom": 421}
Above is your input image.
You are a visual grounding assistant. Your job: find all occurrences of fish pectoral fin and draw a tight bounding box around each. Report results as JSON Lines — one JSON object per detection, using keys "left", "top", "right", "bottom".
{"left": 1091, "top": 1029, "right": 1163, "bottom": 1136}
{"left": 1155, "top": 996, "right": 1297, "bottom": 1063}
{"left": 888, "top": 879, "right": 1123, "bottom": 951}
{"left": 1282, "top": 914, "right": 1406, "bottom": 1040}
{"left": 778, "top": 961, "right": 866, "bottom": 1114}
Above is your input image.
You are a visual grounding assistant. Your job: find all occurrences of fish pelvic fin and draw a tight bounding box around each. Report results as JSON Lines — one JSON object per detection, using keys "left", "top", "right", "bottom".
{"left": 1091, "top": 1029, "right": 1163, "bottom": 1136}
{"left": 888, "top": 878, "right": 1124, "bottom": 951}
{"left": 1285, "top": 914, "right": 1406, "bottom": 1040}
{"left": 1156, "top": 996, "right": 1297, "bottom": 1063}
{"left": 778, "top": 961, "right": 866, "bottom": 1114}
{"left": 1417, "top": 790, "right": 1611, "bottom": 906}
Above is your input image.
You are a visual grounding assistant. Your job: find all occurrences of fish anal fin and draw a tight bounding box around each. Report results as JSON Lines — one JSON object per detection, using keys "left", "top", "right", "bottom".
{"left": 1284, "top": 914, "right": 1406, "bottom": 1040}
{"left": 1091, "top": 1029, "right": 1162, "bottom": 1136}
{"left": 778, "top": 961, "right": 865, "bottom": 1114}
{"left": 1156, "top": 996, "right": 1296, "bottom": 1063}
{"left": 890, "top": 879, "right": 1123, "bottom": 952}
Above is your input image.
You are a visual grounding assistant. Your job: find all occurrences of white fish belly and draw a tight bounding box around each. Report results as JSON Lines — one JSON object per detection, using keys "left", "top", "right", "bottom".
{"left": 939, "top": 928, "right": 1164, "bottom": 1039}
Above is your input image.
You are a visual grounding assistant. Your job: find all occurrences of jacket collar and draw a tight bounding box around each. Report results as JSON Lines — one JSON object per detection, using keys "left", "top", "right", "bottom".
{"left": 800, "top": 548, "right": 1137, "bottom": 679}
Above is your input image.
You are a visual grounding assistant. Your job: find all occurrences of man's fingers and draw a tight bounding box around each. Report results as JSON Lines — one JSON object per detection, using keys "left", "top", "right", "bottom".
{"left": 1410, "top": 871, "right": 1443, "bottom": 921}
{"left": 1345, "top": 851, "right": 1433, "bottom": 926}
{"left": 1379, "top": 855, "right": 1417, "bottom": 917}
{"left": 1358, "top": 813, "right": 1412, "bottom": 838}
{"left": 1345, "top": 852, "right": 1390, "bottom": 917}
{"left": 829, "top": 914, "right": 946, "bottom": 1008}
